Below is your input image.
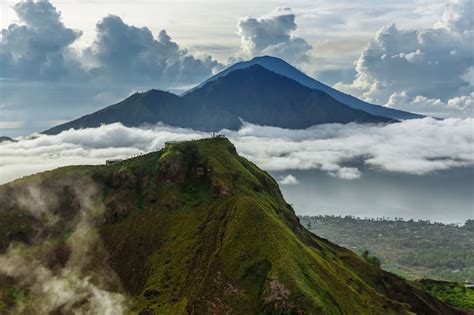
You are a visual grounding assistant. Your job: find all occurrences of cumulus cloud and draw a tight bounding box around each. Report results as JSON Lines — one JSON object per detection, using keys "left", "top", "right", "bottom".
{"left": 237, "top": 8, "right": 312, "bottom": 64}
{"left": 335, "top": 0, "right": 473, "bottom": 117}
{"left": 86, "top": 15, "right": 221, "bottom": 86}
{"left": 278, "top": 174, "right": 299, "bottom": 185}
{"left": 0, "top": 1, "right": 220, "bottom": 85}
{"left": 0, "top": 118, "right": 472, "bottom": 184}
{"left": 0, "top": 0, "right": 83, "bottom": 80}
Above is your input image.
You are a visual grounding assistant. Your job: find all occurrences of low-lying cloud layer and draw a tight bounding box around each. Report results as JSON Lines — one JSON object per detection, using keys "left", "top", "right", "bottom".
{"left": 1, "top": 118, "right": 472, "bottom": 185}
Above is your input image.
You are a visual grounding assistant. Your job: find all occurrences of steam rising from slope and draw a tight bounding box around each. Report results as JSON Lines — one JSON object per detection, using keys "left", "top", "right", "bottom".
{"left": 0, "top": 180, "right": 128, "bottom": 314}
{"left": 0, "top": 118, "right": 473, "bottom": 184}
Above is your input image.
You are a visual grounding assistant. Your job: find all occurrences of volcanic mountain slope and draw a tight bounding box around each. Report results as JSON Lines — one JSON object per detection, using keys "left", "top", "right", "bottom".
{"left": 44, "top": 65, "right": 393, "bottom": 135}
{"left": 0, "top": 138, "right": 462, "bottom": 314}
{"left": 188, "top": 56, "right": 423, "bottom": 120}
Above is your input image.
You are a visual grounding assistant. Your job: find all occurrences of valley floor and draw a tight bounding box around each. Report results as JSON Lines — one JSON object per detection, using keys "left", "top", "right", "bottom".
{"left": 299, "top": 215, "right": 474, "bottom": 310}
{"left": 299, "top": 215, "right": 474, "bottom": 283}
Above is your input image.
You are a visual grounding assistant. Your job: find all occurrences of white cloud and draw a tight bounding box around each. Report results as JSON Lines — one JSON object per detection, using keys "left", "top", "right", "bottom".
{"left": 0, "top": 1, "right": 221, "bottom": 84}
{"left": 329, "top": 167, "right": 361, "bottom": 180}
{"left": 385, "top": 91, "right": 473, "bottom": 117}
{"left": 335, "top": 0, "right": 473, "bottom": 117}
{"left": 85, "top": 15, "right": 222, "bottom": 86}
{"left": 1, "top": 118, "right": 473, "bottom": 184}
{"left": 278, "top": 174, "right": 299, "bottom": 185}
{"left": 237, "top": 7, "right": 312, "bottom": 64}
{"left": 0, "top": 0, "right": 83, "bottom": 81}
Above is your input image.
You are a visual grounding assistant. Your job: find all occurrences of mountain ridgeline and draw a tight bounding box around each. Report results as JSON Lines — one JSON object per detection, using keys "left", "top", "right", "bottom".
{"left": 45, "top": 63, "right": 395, "bottom": 135}
{"left": 0, "top": 138, "right": 462, "bottom": 314}
{"left": 187, "top": 56, "right": 423, "bottom": 120}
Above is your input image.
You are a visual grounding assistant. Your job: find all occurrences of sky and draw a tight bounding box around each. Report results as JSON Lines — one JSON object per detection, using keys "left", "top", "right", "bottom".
{"left": 0, "top": 0, "right": 473, "bottom": 136}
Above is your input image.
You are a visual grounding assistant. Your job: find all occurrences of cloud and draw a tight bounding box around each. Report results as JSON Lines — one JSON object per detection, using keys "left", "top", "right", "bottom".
{"left": 329, "top": 167, "right": 361, "bottom": 180}
{"left": 1, "top": 118, "right": 472, "bottom": 184}
{"left": 278, "top": 174, "right": 299, "bottom": 185}
{"left": 86, "top": 15, "right": 221, "bottom": 86}
{"left": 0, "top": 121, "right": 24, "bottom": 130}
{"left": 237, "top": 8, "right": 312, "bottom": 64}
{"left": 0, "top": 0, "right": 83, "bottom": 80}
{"left": 385, "top": 90, "right": 473, "bottom": 117}
{"left": 335, "top": 0, "right": 473, "bottom": 117}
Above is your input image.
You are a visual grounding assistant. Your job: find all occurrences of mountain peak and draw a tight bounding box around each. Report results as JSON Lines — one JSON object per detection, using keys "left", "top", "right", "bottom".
{"left": 44, "top": 60, "right": 393, "bottom": 135}
{"left": 189, "top": 56, "right": 422, "bottom": 120}
{"left": 249, "top": 55, "right": 290, "bottom": 64}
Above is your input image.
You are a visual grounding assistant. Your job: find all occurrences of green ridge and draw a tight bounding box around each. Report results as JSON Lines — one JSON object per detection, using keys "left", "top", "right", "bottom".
{"left": 0, "top": 138, "right": 464, "bottom": 314}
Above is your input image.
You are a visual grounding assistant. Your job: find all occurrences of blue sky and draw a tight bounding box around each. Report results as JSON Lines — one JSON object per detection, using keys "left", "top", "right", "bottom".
{"left": 0, "top": 0, "right": 472, "bottom": 135}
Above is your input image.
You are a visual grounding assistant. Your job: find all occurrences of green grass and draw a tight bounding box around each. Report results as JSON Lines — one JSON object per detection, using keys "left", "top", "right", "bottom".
{"left": 416, "top": 280, "right": 474, "bottom": 311}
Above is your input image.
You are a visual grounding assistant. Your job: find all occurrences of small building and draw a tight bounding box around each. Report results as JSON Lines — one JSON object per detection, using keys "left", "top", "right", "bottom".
{"left": 211, "top": 132, "right": 226, "bottom": 139}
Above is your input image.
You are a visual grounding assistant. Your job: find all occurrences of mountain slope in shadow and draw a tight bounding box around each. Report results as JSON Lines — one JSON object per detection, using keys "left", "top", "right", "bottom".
{"left": 44, "top": 65, "right": 393, "bottom": 135}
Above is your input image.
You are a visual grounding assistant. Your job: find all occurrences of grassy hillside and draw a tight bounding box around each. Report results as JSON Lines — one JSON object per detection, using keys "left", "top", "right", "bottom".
{"left": 0, "top": 138, "right": 463, "bottom": 314}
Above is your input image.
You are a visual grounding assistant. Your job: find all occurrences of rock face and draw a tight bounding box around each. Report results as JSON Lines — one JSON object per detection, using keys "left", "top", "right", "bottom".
{"left": 0, "top": 138, "right": 465, "bottom": 314}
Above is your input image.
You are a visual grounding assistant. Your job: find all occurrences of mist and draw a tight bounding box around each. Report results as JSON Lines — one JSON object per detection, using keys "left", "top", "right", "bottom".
{"left": 0, "top": 179, "right": 129, "bottom": 314}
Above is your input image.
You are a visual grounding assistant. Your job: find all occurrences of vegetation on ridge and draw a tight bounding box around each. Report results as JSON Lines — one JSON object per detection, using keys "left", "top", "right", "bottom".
{"left": 299, "top": 215, "right": 474, "bottom": 284}
{"left": 0, "top": 138, "right": 464, "bottom": 314}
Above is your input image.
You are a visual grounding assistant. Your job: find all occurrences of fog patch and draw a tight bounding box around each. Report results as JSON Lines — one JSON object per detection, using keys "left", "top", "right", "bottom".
{"left": 15, "top": 185, "right": 60, "bottom": 225}
{"left": 0, "top": 179, "right": 129, "bottom": 314}
{"left": 278, "top": 174, "right": 299, "bottom": 185}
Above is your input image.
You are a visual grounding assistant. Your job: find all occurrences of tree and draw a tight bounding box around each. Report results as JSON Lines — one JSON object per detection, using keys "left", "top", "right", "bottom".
{"left": 361, "top": 250, "right": 381, "bottom": 268}
{"left": 463, "top": 219, "right": 474, "bottom": 231}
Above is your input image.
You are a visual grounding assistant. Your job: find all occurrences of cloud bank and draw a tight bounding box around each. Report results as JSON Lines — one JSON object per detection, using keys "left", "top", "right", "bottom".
{"left": 1, "top": 118, "right": 472, "bottom": 185}
{"left": 336, "top": 0, "right": 473, "bottom": 117}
